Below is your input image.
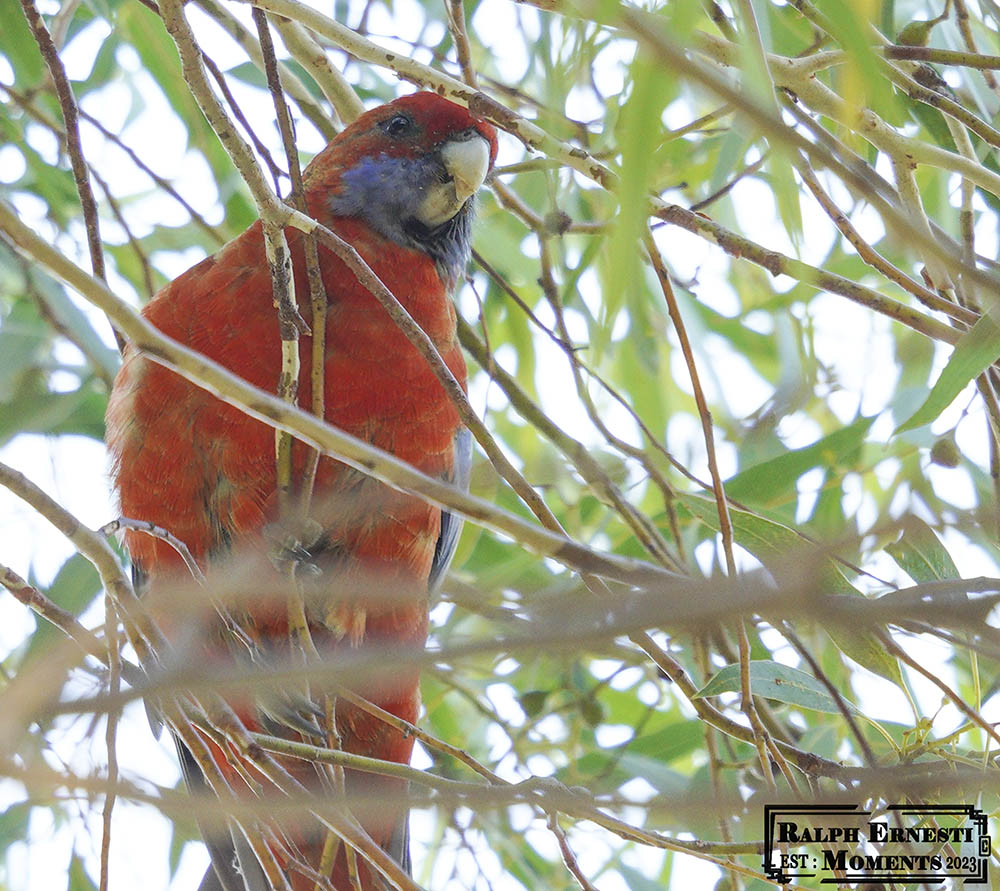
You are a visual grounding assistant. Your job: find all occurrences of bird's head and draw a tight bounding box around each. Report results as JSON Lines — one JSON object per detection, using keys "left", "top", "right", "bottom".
{"left": 307, "top": 92, "right": 499, "bottom": 286}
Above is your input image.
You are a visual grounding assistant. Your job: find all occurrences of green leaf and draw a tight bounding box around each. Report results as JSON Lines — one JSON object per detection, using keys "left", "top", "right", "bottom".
{"left": 0, "top": 300, "right": 48, "bottom": 402}
{"left": 69, "top": 23, "right": 118, "bottom": 85}
{"left": 725, "top": 415, "right": 875, "bottom": 508}
{"left": 167, "top": 803, "right": 201, "bottom": 879}
{"left": 0, "top": 381, "right": 107, "bottom": 446}
{"left": 695, "top": 660, "right": 856, "bottom": 713}
{"left": 619, "top": 864, "right": 666, "bottom": 891}
{"left": 886, "top": 518, "right": 958, "bottom": 582}
{"left": 607, "top": 51, "right": 673, "bottom": 323}
{"left": 629, "top": 720, "right": 705, "bottom": 764}
{"left": 824, "top": 622, "right": 903, "bottom": 688}
{"left": 568, "top": 750, "right": 690, "bottom": 796}
{"left": 29, "top": 271, "right": 119, "bottom": 382}
{"left": 816, "top": 0, "right": 903, "bottom": 122}
{"left": 896, "top": 313, "right": 1000, "bottom": 434}
{"left": 0, "top": 0, "right": 45, "bottom": 86}
{"left": 0, "top": 801, "right": 31, "bottom": 846}
{"left": 519, "top": 689, "right": 549, "bottom": 718}
{"left": 13, "top": 138, "right": 82, "bottom": 227}
{"left": 25, "top": 554, "right": 101, "bottom": 663}
{"left": 709, "top": 131, "right": 752, "bottom": 194}
{"left": 67, "top": 854, "right": 98, "bottom": 891}
{"left": 881, "top": 0, "right": 896, "bottom": 34}
{"left": 679, "top": 493, "right": 830, "bottom": 576}
{"left": 225, "top": 60, "right": 268, "bottom": 90}
{"left": 769, "top": 156, "right": 803, "bottom": 249}
{"left": 116, "top": 3, "right": 234, "bottom": 183}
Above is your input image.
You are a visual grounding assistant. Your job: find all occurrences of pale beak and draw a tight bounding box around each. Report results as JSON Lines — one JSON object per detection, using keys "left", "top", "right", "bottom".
{"left": 416, "top": 133, "right": 491, "bottom": 227}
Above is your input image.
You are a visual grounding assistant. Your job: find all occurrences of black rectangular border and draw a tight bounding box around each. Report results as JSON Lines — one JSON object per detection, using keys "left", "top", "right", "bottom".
{"left": 763, "top": 803, "right": 990, "bottom": 885}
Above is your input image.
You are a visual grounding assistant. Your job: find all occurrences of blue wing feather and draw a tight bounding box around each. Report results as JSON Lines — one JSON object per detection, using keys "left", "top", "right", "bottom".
{"left": 428, "top": 426, "right": 473, "bottom": 591}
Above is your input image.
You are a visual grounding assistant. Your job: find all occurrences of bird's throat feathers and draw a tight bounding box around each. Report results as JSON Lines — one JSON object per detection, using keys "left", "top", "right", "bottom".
{"left": 323, "top": 153, "right": 477, "bottom": 290}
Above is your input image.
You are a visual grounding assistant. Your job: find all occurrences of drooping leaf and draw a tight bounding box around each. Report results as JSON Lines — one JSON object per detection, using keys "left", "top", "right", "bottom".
{"left": 896, "top": 313, "right": 1000, "bottom": 434}
{"left": 886, "top": 517, "right": 959, "bottom": 583}
{"left": 725, "top": 415, "right": 875, "bottom": 508}
{"left": 27, "top": 270, "right": 119, "bottom": 382}
{"left": 695, "top": 659, "right": 858, "bottom": 714}
{"left": 0, "top": 0, "right": 45, "bottom": 86}
{"left": 67, "top": 854, "right": 98, "bottom": 891}
{"left": 25, "top": 553, "right": 102, "bottom": 663}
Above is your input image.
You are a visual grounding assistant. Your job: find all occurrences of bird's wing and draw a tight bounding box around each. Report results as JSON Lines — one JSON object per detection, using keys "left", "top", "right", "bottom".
{"left": 428, "top": 426, "right": 473, "bottom": 591}
{"left": 179, "top": 743, "right": 270, "bottom": 891}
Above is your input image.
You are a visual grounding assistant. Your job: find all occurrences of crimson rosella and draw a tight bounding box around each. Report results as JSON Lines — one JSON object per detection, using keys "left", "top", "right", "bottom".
{"left": 106, "top": 92, "right": 498, "bottom": 890}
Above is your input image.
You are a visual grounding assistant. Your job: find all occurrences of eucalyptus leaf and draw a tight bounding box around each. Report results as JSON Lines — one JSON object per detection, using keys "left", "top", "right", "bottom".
{"left": 897, "top": 313, "right": 1000, "bottom": 434}
{"left": 695, "top": 659, "right": 857, "bottom": 714}
{"left": 886, "top": 517, "right": 959, "bottom": 583}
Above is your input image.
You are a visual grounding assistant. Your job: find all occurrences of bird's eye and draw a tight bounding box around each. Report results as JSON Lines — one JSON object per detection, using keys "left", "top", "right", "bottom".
{"left": 381, "top": 114, "right": 414, "bottom": 137}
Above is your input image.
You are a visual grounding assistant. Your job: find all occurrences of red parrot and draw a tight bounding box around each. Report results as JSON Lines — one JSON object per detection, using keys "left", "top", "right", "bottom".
{"left": 105, "top": 92, "right": 498, "bottom": 890}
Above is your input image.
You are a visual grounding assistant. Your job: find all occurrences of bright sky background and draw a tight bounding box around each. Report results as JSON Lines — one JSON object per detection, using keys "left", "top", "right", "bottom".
{"left": 3, "top": 0, "right": 1000, "bottom": 887}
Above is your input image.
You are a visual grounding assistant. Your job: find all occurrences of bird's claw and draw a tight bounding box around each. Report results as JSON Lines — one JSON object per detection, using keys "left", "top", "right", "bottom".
{"left": 260, "top": 691, "right": 327, "bottom": 737}
{"left": 263, "top": 519, "right": 325, "bottom": 577}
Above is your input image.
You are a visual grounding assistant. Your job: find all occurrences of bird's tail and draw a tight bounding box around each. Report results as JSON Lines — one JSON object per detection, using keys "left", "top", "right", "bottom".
{"left": 182, "top": 740, "right": 412, "bottom": 891}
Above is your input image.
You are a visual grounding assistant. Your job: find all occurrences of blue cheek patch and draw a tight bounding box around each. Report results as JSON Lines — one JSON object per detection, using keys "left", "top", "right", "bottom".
{"left": 330, "top": 154, "right": 430, "bottom": 234}
{"left": 327, "top": 152, "right": 476, "bottom": 290}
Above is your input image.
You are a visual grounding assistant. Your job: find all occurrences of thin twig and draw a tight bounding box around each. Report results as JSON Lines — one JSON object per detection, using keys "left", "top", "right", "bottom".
{"left": 884, "top": 43, "right": 1000, "bottom": 71}
{"left": 643, "top": 233, "right": 736, "bottom": 576}
{"left": 532, "top": 236, "right": 683, "bottom": 570}
{"left": 99, "top": 591, "right": 120, "bottom": 891}
{"left": 689, "top": 151, "right": 768, "bottom": 212}
{"left": 781, "top": 622, "right": 878, "bottom": 767}
{"left": 653, "top": 202, "right": 961, "bottom": 344}
{"left": 17, "top": 0, "right": 125, "bottom": 353}
{"left": 548, "top": 814, "right": 600, "bottom": 891}
{"left": 99, "top": 517, "right": 205, "bottom": 583}
{"left": 796, "top": 162, "right": 977, "bottom": 325}
{"left": 251, "top": 7, "right": 308, "bottom": 516}
{"left": 0, "top": 564, "right": 139, "bottom": 687}
{"left": 199, "top": 48, "right": 286, "bottom": 189}
{"left": 446, "top": 0, "right": 479, "bottom": 87}
{"left": 884, "top": 634, "right": 1000, "bottom": 747}
{"left": 252, "top": 5, "right": 331, "bottom": 525}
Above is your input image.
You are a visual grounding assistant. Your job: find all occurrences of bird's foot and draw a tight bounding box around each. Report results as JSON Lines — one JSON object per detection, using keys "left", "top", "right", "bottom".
{"left": 263, "top": 518, "right": 325, "bottom": 578}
